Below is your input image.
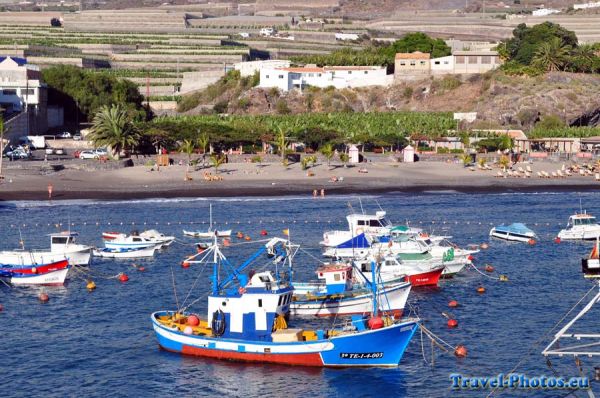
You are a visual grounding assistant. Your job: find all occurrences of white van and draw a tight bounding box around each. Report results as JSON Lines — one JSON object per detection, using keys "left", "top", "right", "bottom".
{"left": 260, "top": 27, "right": 274, "bottom": 37}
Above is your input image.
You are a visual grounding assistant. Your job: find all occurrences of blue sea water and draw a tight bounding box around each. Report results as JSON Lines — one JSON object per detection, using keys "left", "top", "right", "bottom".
{"left": 1, "top": 192, "right": 600, "bottom": 397}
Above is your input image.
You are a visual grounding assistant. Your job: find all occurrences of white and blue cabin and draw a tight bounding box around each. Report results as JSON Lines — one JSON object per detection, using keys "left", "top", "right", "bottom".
{"left": 489, "top": 223, "right": 537, "bottom": 243}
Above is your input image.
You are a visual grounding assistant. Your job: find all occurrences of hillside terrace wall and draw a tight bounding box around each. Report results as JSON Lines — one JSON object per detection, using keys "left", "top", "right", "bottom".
{"left": 110, "top": 53, "right": 245, "bottom": 63}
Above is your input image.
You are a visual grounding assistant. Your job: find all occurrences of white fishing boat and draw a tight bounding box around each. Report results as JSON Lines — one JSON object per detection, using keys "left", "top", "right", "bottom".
{"left": 355, "top": 256, "right": 445, "bottom": 287}
{"left": 139, "top": 229, "right": 175, "bottom": 248}
{"left": 104, "top": 234, "right": 159, "bottom": 251}
{"left": 557, "top": 212, "right": 600, "bottom": 241}
{"left": 182, "top": 204, "right": 232, "bottom": 238}
{"left": 93, "top": 246, "right": 157, "bottom": 259}
{"left": 0, "top": 232, "right": 92, "bottom": 266}
{"left": 490, "top": 223, "right": 538, "bottom": 243}
{"left": 291, "top": 263, "right": 411, "bottom": 317}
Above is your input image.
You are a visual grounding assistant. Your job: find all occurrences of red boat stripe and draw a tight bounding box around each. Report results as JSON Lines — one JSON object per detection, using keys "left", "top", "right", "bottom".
{"left": 3, "top": 260, "right": 69, "bottom": 274}
{"left": 180, "top": 345, "right": 324, "bottom": 366}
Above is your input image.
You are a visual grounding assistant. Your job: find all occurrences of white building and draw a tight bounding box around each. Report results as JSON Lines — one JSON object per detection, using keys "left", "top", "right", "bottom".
{"left": 574, "top": 2, "right": 600, "bottom": 9}
{"left": 259, "top": 66, "right": 391, "bottom": 91}
{"left": 0, "top": 56, "right": 45, "bottom": 114}
{"left": 335, "top": 33, "right": 360, "bottom": 41}
{"left": 532, "top": 8, "right": 561, "bottom": 16}
{"left": 234, "top": 60, "right": 291, "bottom": 77}
{"left": 430, "top": 51, "right": 501, "bottom": 76}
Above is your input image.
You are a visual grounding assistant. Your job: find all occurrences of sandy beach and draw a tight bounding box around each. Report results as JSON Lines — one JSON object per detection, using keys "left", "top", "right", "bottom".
{"left": 0, "top": 158, "right": 598, "bottom": 201}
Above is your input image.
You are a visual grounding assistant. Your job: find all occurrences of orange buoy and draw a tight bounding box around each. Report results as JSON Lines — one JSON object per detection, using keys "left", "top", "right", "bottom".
{"left": 119, "top": 273, "right": 129, "bottom": 282}
{"left": 244, "top": 235, "right": 251, "bottom": 241}
{"left": 454, "top": 345, "right": 468, "bottom": 358}
{"left": 138, "top": 266, "right": 146, "bottom": 272}
{"left": 476, "top": 286, "right": 486, "bottom": 294}
{"left": 499, "top": 274, "right": 509, "bottom": 282}
{"left": 448, "top": 300, "right": 459, "bottom": 308}
{"left": 554, "top": 237, "right": 561, "bottom": 244}
{"left": 31, "top": 267, "right": 38, "bottom": 274}
{"left": 187, "top": 315, "right": 200, "bottom": 326}
{"left": 480, "top": 242, "right": 489, "bottom": 250}
{"left": 467, "top": 255, "right": 474, "bottom": 261}
{"left": 236, "top": 232, "right": 244, "bottom": 239}
{"left": 392, "top": 309, "right": 402, "bottom": 319}
{"left": 182, "top": 261, "right": 190, "bottom": 269}
{"left": 223, "top": 238, "right": 231, "bottom": 247}
{"left": 447, "top": 319, "right": 458, "bottom": 328}
{"left": 260, "top": 229, "right": 268, "bottom": 236}
{"left": 485, "top": 265, "right": 495, "bottom": 273}
{"left": 86, "top": 280, "right": 96, "bottom": 291}
{"left": 38, "top": 292, "right": 49, "bottom": 303}
{"left": 368, "top": 316, "right": 384, "bottom": 330}
{"left": 528, "top": 239, "right": 536, "bottom": 245}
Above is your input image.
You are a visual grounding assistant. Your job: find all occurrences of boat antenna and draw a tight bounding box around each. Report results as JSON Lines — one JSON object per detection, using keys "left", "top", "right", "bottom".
{"left": 579, "top": 197, "right": 583, "bottom": 214}
{"left": 375, "top": 199, "right": 384, "bottom": 211}
{"left": 347, "top": 201, "right": 354, "bottom": 214}
{"left": 359, "top": 197, "right": 364, "bottom": 215}
{"left": 209, "top": 203, "right": 213, "bottom": 231}
{"left": 18, "top": 226, "right": 24, "bottom": 250}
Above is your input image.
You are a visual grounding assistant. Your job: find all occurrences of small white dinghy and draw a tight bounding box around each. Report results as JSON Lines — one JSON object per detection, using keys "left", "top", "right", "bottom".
{"left": 93, "top": 246, "right": 157, "bottom": 259}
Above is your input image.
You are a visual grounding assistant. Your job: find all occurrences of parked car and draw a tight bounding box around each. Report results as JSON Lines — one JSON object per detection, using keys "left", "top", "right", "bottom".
{"left": 94, "top": 148, "right": 108, "bottom": 157}
{"left": 58, "top": 131, "right": 72, "bottom": 139}
{"left": 73, "top": 132, "right": 82, "bottom": 141}
{"left": 238, "top": 32, "right": 250, "bottom": 38}
{"left": 54, "top": 148, "right": 65, "bottom": 155}
{"left": 45, "top": 148, "right": 54, "bottom": 155}
{"left": 4, "top": 147, "right": 31, "bottom": 159}
{"left": 79, "top": 150, "right": 99, "bottom": 160}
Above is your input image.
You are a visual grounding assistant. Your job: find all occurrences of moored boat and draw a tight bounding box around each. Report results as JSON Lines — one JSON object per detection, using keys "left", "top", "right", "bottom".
{"left": 490, "top": 223, "right": 537, "bottom": 243}
{"left": 0, "top": 232, "right": 92, "bottom": 266}
{"left": 103, "top": 234, "right": 159, "bottom": 250}
{"left": 557, "top": 212, "right": 600, "bottom": 241}
{"left": 93, "top": 246, "right": 157, "bottom": 259}
{"left": 0, "top": 259, "right": 70, "bottom": 286}
{"left": 151, "top": 237, "right": 420, "bottom": 367}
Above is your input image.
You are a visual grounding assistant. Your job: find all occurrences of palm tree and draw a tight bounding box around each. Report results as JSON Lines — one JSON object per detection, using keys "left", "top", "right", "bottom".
{"left": 320, "top": 143, "right": 334, "bottom": 169}
{"left": 179, "top": 139, "right": 195, "bottom": 179}
{"left": 197, "top": 131, "right": 210, "bottom": 154}
{"left": 88, "top": 104, "right": 140, "bottom": 160}
{"left": 339, "top": 152, "right": 349, "bottom": 168}
{"left": 532, "top": 37, "right": 570, "bottom": 72}
{"left": 210, "top": 154, "right": 225, "bottom": 175}
{"left": 273, "top": 127, "right": 288, "bottom": 165}
{"left": 498, "top": 155, "right": 510, "bottom": 171}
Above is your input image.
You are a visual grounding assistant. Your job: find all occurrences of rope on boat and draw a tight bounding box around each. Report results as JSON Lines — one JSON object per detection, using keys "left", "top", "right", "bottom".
{"left": 71, "top": 265, "right": 122, "bottom": 280}
{"left": 485, "top": 282, "right": 599, "bottom": 398}
{"left": 467, "top": 262, "right": 501, "bottom": 280}
{"left": 298, "top": 247, "right": 327, "bottom": 265}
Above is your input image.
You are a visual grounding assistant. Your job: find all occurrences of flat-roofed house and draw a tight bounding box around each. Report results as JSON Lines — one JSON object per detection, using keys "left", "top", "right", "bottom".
{"left": 394, "top": 51, "right": 431, "bottom": 79}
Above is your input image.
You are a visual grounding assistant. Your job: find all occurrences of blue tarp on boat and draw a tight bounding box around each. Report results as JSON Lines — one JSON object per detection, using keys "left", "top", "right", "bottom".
{"left": 494, "top": 223, "right": 534, "bottom": 235}
{"left": 335, "top": 233, "right": 370, "bottom": 249}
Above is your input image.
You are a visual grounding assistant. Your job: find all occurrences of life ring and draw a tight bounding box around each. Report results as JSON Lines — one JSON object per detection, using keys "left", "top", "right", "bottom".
{"left": 238, "top": 287, "right": 247, "bottom": 294}
{"left": 356, "top": 228, "right": 364, "bottom": 235}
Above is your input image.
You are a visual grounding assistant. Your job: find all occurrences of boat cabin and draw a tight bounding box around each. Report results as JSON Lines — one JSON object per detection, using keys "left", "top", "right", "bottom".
{"left": 207, "top": 271, "right": 293, "bottom": 340}
{"left": 347, "top": 211, "right": 392, "bottom": 236}
{"left": 315, "top": 263, "right": 353, "bottom": 294}
{"left": 50, "top": 232, "right": 78, "bottom": 252}
{"left": 567, "top": 214, "right": 598, "bottom": 229}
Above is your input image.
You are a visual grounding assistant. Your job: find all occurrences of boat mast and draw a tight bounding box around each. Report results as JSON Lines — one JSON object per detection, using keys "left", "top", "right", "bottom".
{"left": 209, "top": 203, "right": 213, "bottom": 232}
{"left": 371, "top": 259, "right": 377, "bottom": 315}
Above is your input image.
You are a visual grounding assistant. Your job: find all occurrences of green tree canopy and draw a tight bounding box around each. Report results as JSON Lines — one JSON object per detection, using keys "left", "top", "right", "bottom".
{"left": 88, "top": 104, "right": 141, "bottom": 158}
{"left": 43, "top": 65, "right": 148, "bottom": 122}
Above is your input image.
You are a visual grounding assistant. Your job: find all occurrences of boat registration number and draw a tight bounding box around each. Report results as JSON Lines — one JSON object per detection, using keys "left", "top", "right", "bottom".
{"left": 340, "top": 352, "right": 383, "bottom": 359}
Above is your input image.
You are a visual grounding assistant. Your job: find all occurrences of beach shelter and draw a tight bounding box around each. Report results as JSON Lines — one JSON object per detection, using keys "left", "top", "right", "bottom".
{"left": 403, "top": 145, "right": 415, "bottom": 163}
{"left": 349, "top": 145, "right": 359, "bottom": 163}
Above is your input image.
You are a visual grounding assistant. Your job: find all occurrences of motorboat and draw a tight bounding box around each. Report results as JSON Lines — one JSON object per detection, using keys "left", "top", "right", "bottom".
{"left": 103, "top": 234, "right": 159, "bottom": 251}
{"left": 321, "top": 232, "right": 372, "bottom": 258}
{"left": 152, "top": 237, "right": 420, "bottom": 367}
{"left": 93, "top": 246, "right": 157, "bottom": 259}
{"left": 0, "top": 232, "right": 92, "bottom": 266}
{"left": 557, "top": 212, "right": 600, "bottom": 241}
{"left": 490, "top": 223, "right": 538, "bottom": 243}
{"left": 355, "top": 256, "right": 445, "bottom": 287}
{"left": 582, "top": 240, "right": 600, "bottom": 278}
{"left": 0, "top": 259, "right": 70, "bottom": 286}
{"left": 139, "top": 229, "right": 175, "bottom": 248}
{"left": 290, "top": 263, "right": 411, "bottom": 317}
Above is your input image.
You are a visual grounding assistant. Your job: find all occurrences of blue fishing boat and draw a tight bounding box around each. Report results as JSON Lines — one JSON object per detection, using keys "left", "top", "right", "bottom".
{"left": 489, "top": 223, "right": 538, "bottom": 243}
{"left": 151, "top": 237, "right": 419, "bottom": 367}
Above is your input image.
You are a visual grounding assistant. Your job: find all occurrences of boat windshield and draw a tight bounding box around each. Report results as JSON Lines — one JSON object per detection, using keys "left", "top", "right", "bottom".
{"left": 573, "top": 217, "right": 597, "bottom": 226}
{"left": 51, "top": 236, "right": 73, "bottom": 245}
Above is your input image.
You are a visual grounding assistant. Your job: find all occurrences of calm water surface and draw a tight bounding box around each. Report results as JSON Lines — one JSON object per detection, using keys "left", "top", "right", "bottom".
{"left": 1, "top": 192, "right": 599, "bottom": 397}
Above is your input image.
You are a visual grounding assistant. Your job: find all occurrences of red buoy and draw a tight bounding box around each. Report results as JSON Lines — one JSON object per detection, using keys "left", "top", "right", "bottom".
{"left": 448, "top": 300, "right": 459, "bottom": 308}
{"left": 367, "top": 316, "right": 384, "bottom": 330}
{"left": 236, "top": 232, "right": 244, "bottom": 239}
{"left": 260, "top": 229, "right": 268, "bottom": 236}
{"left": 554, "top": 237, "right": 561, "bottom": 244}
{"left": 181, "top": 262, "right": 190, "bottom": 268}
{"left": 467, "top": 255, "right": 474, "bottom": 261}
{"left": 480, "top": 243, "right": 489, "bottom": 250}
{"left": 38, "top": 293, "right": 49, "bottom": 303}
{"left": 119, "top": 273, "right": 129, "bottom": 283}
{"left": 244, "top": 235, "right": 251, "bottom": 241}
{"left": 447, "top": 319, "right": 458, "bottom": 328}
{"left": 138, "top": 266, "right": 146, "bottom": 272}
{"left": 528, "top": 239, "right": 536, "bottom": 245}
{"left": 454, "top": 345, "right": 468, "bottom": 358}
{"left": 485, "top": 265, "right": 495, "bottom": 273}
{"left": 476, "top": 286, "right": 486, "bottom": 294}
{"left": 187, "top": 315, "right": 200, "bottom": 326}
{"left": 223, "top": 238, "right": 231, "bottom": 247}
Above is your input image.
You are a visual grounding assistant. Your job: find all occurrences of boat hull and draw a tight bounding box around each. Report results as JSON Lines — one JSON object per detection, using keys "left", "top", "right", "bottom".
{"left": 152, "top": 311, "right": 418, "bottom": 367}
{"left": 183, "top": 230, "right": 232, "bottom": 238}
{"left": 0, "top": 248, "right": 91, "bottom": 266}
{"left": 0, "top": 260, "right": 70, "bottom": 286}
{"left": 557, "top": 229, "right": 600, "bottom": 241}
{"left": 490, "top": 230, "right": 536, "bottom": 243}
{"left": 290, "top": 282, "right": 411, "bottom": 317}
{"left": 441, "top": 261, "right": 466, "bottom": 277}
{"left": 404, "top": 267, "right": 444, "bottom": 287}
{"left": 93, "top": 246, "right": 156, "bottom": 258}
